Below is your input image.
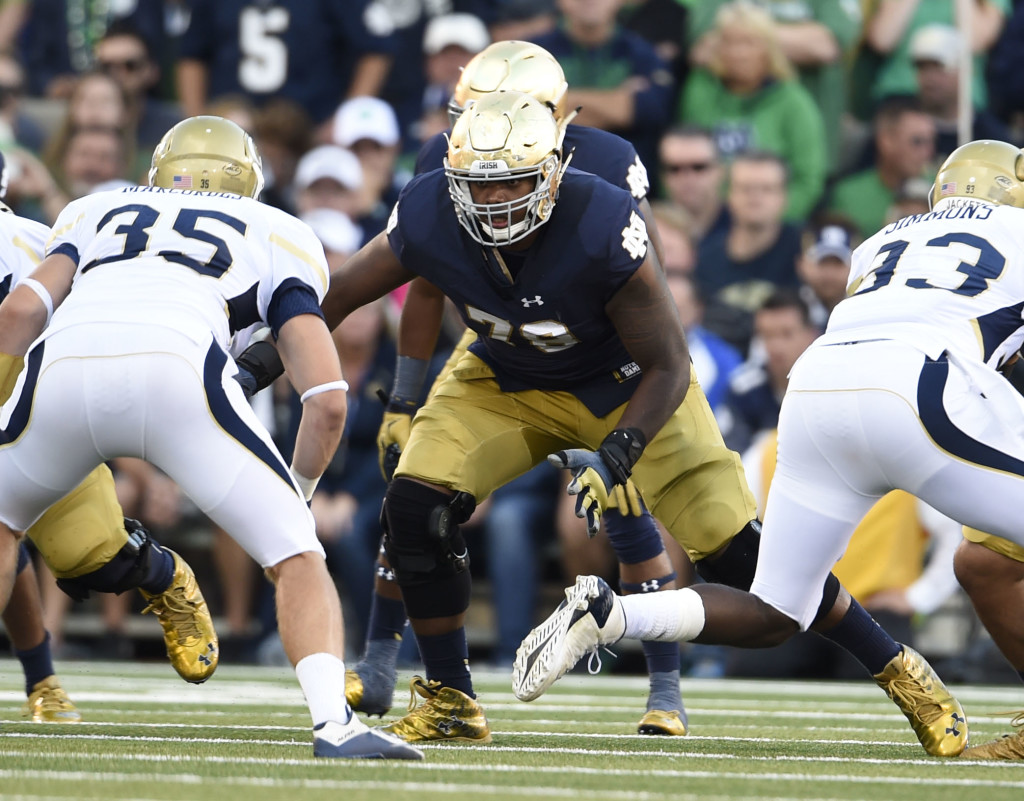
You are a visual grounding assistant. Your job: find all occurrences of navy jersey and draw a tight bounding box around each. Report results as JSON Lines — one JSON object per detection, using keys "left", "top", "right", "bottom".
{"left": 416, "top": 125, "right": 651, "bottom": 201}
{"left": 387, "top": 167, "right": 649, "bottom": 416}
{"left": 180, "top": 0, "right": 396, "bottom": 123}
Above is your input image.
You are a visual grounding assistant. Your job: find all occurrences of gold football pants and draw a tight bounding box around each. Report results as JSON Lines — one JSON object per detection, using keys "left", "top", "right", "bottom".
{"left": 397, "top": 352, "right": 757, "bottom": 561}
{"left": 26, "top": 464, "right": 129, "bottom": 577}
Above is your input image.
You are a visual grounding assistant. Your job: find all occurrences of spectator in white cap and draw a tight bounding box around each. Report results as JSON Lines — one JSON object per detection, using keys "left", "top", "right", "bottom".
{"left": 301, "top": 207, "right": 363, "bottom": 271}
{"left": 331, "top": 96, "right": 408, "bottom": 243}
{"left": 796, "top": 221, "right": 857, "bottom": 329}
{"left": 418, "top": 14, "right": 490, "bottom": 145}
{"left": 294, "top": 144, "right": 364, "bottom": 222}
{"left": 909, "top": 23, "right": 1015, "bottom": 164}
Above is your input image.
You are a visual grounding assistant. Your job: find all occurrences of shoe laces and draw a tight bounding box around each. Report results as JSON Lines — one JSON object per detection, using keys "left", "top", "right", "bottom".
{"left": 586, "top": 645, "right": 617, "bottom": 676}
{"left": 31, "top": 685, "right": 74, "bottom": 714}
{"left": 405, "top": 676, "right": 442, "bottom": 713}
{"left": 142, "top": 585, "right": 202, "bottom": 642}
{"left": 887, "top": 673, "right": 942, "bottom": 725}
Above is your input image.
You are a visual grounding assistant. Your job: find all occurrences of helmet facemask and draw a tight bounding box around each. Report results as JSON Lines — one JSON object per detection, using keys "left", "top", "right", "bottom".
{"left": 445, "top": 91, "right": 566, "bottom": 247}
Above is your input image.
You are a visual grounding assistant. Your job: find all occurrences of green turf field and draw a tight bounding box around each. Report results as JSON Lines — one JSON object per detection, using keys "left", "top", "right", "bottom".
{"left": 1, "top": 660, "right": 1022, "bottom": 801}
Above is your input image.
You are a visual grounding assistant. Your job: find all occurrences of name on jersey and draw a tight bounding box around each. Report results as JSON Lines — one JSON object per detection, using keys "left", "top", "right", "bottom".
{"left": 123, "top": 185, "right": 241, "bottom": 200}
{"left": 883, "top": 200, "right": 993, "bottom": 234}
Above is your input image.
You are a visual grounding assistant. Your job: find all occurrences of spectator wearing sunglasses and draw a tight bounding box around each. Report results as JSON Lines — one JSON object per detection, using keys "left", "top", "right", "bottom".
{"left": 657, "top": 125, "right": 728, "bottom": 244}
{"left": 19, "top": 0, "right": 165, "bottom": 99}
{"left": 94, "top": 21, "right": 182, "bottom": 168}
{"left": 825, "top": 95, "right": 936, "bottom": 241}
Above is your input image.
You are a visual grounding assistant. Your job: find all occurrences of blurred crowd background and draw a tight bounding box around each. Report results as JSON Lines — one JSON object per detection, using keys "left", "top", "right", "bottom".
{"left": 3, "top": 0, "right": 1022, "bottom": 685}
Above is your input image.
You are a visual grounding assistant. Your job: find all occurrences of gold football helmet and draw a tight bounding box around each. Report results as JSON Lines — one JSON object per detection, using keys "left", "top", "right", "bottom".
{"left": 446, "top": 90, "right": 566, "bottom": 247}
{"left": 930, "top": 139, "right": 1024, "bottom": 209}
{"left": 449, "top": 41, "right": 569, "bottom": 127}
{"left": 149, "top": 116, "right": 264, "bottom": 199}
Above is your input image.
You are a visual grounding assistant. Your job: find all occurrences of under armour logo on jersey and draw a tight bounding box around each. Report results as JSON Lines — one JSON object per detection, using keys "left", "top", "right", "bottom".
{"left": 626, "top": 155, "right": 650, "bottom": 199}
{"left": 521, "top": 295, "right": 544, "bottom": 307}
{"left": 620, "top": 211, "right": 648, "bottom": 260}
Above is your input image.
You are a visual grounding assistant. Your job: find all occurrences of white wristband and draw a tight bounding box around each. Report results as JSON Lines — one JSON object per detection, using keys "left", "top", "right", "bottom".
{"left": 19, "top": 278, "right": 53, "bottom": 325}
{"left": 300, "top": 380, "right": 349, "bottom": 403}
{"left": 290, "top": 466, "right": 320, "bottom": 502}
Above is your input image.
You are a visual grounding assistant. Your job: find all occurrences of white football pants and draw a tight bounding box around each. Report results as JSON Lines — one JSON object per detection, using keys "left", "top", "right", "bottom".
{"left": 751, "top": 339, "right": 1024, "bottom": 629}
{"left": 0, "top": 323, "right": 322, "bottom": 568}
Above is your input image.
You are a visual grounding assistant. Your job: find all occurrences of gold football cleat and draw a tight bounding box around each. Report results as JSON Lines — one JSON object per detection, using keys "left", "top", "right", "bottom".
{"left": 140, "top": 550, "right": 219, "bottom": 684}
{"left": 345, "top": 669, "right": 364, "bottom": 709}
{"left": 22, "top": 676, "right": 82, "bottom": 723}
{"left": 638, "top": 709, "right": 688, "bottom": 736}
{"left": 960, "top": 712, "right": 1024, "bottom": 760}
{"left": 873, "top": 646, "right": 967, "bottom": 757}
{"left": 345, "top": 667, "right": 393, "bottom": 716}
{"left": 380, "top": 676, "right": 492, "bottom": 743}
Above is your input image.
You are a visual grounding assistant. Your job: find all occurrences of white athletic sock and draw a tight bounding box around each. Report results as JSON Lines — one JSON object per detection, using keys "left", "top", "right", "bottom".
{"left": 620, "top": 587, "right": 706, "bottom": 642}
{"left": 295, "top": 652, "right": 352, "bottom": 727}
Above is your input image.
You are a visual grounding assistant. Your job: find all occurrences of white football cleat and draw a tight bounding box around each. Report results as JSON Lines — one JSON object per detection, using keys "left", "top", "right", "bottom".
{"left": 512, "top": 575, "right": 625, "bottom": 702}
{"left": 312, "top": 717, "right": 423, "bottom": 760}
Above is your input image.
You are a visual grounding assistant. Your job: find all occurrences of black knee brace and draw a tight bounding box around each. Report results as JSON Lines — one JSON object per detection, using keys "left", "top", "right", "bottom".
{"left": 382, "top": 478, "right": 476, "bottom": 618}
{"left": 56, "top": 518, "right": 156, "bottom": 602}
{"left": 695, "top": 520, "right": 762, "bottom": 590}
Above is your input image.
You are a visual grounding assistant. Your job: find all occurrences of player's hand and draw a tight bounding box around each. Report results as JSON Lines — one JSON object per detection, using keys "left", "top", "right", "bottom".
{"left": 547, "top": 449, "right": 616, "bottom": 537}
{"left": 377, "top": 410, "right": 413, "bottom": 481}
{"left": 607, "top": 479, "right": 645, "bottom": 517}
{"left": 0, "top": 351, "right": 25, "bottom": 405}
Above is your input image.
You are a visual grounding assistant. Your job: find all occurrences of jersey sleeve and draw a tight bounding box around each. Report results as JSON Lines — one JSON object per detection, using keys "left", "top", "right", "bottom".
{"left": 262, "top": 209, "right": 330, "bottom": 338}
{"left": 45, "top": 197, "right": 94, "bottom": 266}
{"left": 584, "top": 185, "right": 649, "bottom": 301}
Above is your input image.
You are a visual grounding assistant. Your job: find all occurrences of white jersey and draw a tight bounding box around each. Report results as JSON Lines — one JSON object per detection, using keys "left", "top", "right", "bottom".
{"left": 0, "top": 206, "right": 50, "bottom": 301}
{"left": 43, "top": 185, "right": 329, "bottom": 349}
{"left": 818, "top": 198, "right": 1024, "bottom": 371}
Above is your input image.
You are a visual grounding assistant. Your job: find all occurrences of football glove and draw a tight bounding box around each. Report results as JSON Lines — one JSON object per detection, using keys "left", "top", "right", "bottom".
{"left": 234, "top": 340, "right": 284, "bottom": 398}
{"left": 377, "top": 409, "right": 414, "bottom": 481}
{"left": 607, "top": 479, "right": 645, "bottom": 517}
{"left": 0, "top": 351, "right": 24, "bottom": 406}
{"left": 548, "top": 428, "right": 647, "bottom": 537}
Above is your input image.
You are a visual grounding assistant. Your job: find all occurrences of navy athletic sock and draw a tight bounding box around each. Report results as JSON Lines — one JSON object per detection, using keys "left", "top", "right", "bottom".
{"left": 419, "top": 628, "right": 474, "bottom": 698}
{"left": 366, "top": 593, "right": 408, "bottom": 642}
{"left": 139, "top": 543, "right": 176, "bottom": 595}
{"left": 15, "top": 631, "right": 55, "bottom": 695}
{"left": 645, "top": 665, "right": 684, "bottom": 714}
{"left": 820, "top": 597, "right": 901, "bottom": 676}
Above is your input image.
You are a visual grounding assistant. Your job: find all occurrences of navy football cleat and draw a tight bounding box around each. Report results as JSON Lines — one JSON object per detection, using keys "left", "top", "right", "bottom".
{"left": 512, "top": 575, "right": 625, "bottom": 702}
{"left": 312, "top": 719, "right": 424, "bottom": 760}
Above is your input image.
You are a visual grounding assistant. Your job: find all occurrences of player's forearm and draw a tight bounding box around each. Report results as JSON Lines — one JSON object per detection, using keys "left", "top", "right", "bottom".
{"left": 292, "top": 393, "right": 347, "bottom": 483}
{"left": 0, "top": 284, "right": 50, "bottom": 355}
{"left": 615, "top": 363, "right": 689, "bottom": 445}
{"left": 397, "top": 280, "right": 445, "bottom": 360}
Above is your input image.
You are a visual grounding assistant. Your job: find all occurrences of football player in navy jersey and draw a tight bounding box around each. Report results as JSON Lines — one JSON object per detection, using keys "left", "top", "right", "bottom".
{"left": 350, "top": 39, "right": 689, "bottom": 738}
{"left": 312, "top": 91, "right": 966, "bottom": 754}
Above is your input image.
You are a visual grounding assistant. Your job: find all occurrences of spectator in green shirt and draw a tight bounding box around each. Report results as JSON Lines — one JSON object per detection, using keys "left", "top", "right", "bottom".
{"left": 864, "top": 0, "right": 1009, "bottom": 109}
{"left": 689, "top": 0, "right": 862, "bottom": 175}
{"left": 826, "top": 95, "right": 936, "bottom": 240}
{"left": 679, "top": 1, "right": 827, "bottom": 222}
